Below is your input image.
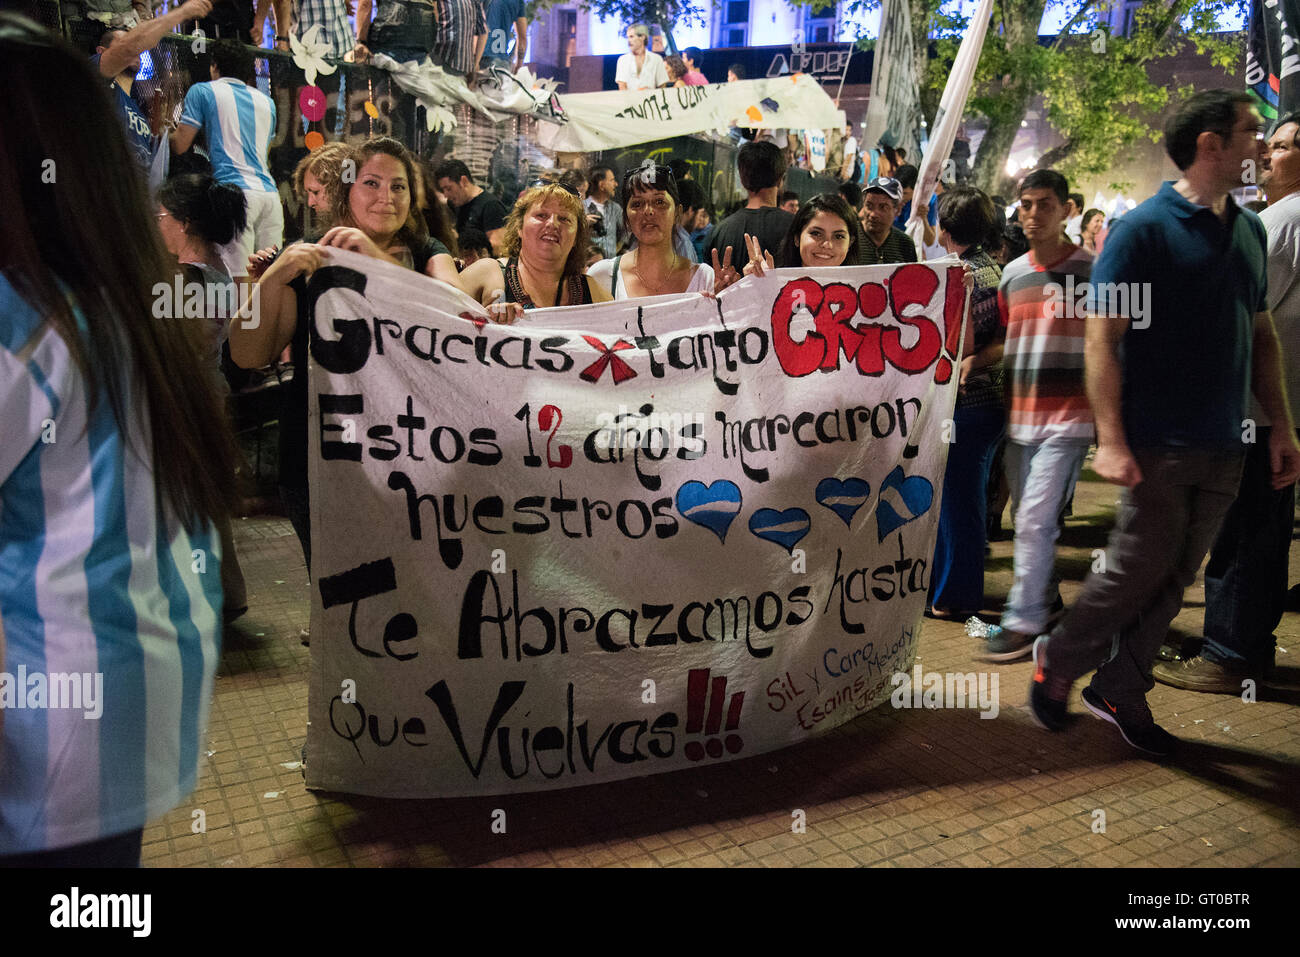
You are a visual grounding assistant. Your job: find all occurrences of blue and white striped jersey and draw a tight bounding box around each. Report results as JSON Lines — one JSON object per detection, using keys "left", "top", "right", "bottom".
{"left": 0, "top": 276, "right": 222, "bottom": 854}
{"left": 179, "top": 76, "right": 278, "bottom": 194}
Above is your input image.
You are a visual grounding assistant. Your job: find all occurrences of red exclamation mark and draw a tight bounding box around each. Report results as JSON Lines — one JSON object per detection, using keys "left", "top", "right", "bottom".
{"left": 724, "top": 691, "right": 745, "bottom": 755}
{"left": 704, "top": 675, "right": 727, "bottom": 758}
{"left": 933, "top": 265, "right": 967, "bottom": 383}
{"left": 684, "top": 668, "right": 709, "bottom": 761}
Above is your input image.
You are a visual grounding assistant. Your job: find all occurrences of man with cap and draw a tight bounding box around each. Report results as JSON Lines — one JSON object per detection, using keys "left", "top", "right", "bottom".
{"left": 860, "top": 176, "right": 918, "bottom": 264}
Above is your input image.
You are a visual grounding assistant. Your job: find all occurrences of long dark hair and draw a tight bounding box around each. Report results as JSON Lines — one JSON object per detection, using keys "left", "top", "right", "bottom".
{"left": 775, "top": 194, "right": 861, "bottom": 267}
{"left": 0, "top": 14, "right": 237, "bottom": 531}
{"left": 335, "top": 137, "right": 457, "bottom": 255}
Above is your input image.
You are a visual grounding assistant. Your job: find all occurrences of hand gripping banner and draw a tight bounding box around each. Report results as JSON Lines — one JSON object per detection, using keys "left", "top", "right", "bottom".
{"left": 303, "top": 250, "right": 968, "bottom": 797}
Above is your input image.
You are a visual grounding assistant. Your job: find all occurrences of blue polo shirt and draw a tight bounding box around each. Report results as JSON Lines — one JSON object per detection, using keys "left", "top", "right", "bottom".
{"left": 1090, "top": 181, "right": 1267, "bottom": 449}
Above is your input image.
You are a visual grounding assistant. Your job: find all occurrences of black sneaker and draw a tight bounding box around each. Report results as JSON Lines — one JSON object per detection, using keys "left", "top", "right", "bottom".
{"left": 1080, "top": 686, "right": 1176, "bottom": 757}
{"left": 1027, "top": 636, "right": 1071, "bottom": 731}
{"left": 978, "top": 627, "right": 1036, "bottom": 662}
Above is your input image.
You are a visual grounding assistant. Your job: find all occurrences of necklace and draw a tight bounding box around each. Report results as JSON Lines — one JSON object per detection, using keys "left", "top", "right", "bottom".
{"left": 632, "top": 251, "right": 681, "bottom": 294}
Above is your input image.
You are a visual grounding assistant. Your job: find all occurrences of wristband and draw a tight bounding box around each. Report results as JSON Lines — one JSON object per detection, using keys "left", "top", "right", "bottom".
{"left": 275, "top": 34, "right": 289, "bottom": 41}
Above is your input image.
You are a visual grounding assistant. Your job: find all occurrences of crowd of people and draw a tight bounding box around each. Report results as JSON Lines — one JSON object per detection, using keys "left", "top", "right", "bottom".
{"left": 3, "top": 4, "right": 1299, "bottom": 868}
{"left": 62, "top": 0, "right": 529, "bottom": 80}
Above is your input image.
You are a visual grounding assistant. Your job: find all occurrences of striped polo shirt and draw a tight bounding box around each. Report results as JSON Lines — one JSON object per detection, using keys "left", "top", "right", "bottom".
{"left": 997, "top": 244, "right": 1096, "bottom": 443}
{"left": 179, "top": 76, "right": 277, "bottom": 193}
{"left": 0, "top": 277, "right": 221, "bottom": 854}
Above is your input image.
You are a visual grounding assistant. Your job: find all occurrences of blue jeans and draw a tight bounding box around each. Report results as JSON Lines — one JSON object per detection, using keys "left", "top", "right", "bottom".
{"left": 1001, "top": 436, "right": 1091, "bottom": 634}
{"left": 930, "top": 402, "right": 1005, "bottom": 611}
{"left": 1202, "top": 427, "right": 1297, "bottom": 670}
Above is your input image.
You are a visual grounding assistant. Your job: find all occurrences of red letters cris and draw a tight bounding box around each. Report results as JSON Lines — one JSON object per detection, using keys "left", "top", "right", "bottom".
{"left": 770, "top": 265, "right": 966, "bottom": 383}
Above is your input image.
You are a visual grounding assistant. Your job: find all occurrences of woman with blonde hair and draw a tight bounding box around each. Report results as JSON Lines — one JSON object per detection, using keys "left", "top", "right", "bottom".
{"left": 291, "top": 141, "right": 352, "bottom": 236}
{"left": 458, "top": 181, "right": 613, "bottom": 318}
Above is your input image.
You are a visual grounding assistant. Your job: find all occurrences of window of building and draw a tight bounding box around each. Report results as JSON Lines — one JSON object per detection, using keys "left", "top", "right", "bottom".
{"left": 560, "top": 9, "right": 576, "bottom": 68}
{"left": 718, "top": 0, "right": 748, "bottom": 46}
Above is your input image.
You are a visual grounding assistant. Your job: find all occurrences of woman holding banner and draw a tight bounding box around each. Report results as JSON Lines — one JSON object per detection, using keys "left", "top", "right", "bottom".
{"left": 740, "top": 193, "right": 862, "bottom": 274}
{"left": 231, "top": 137, "right": 455, "bottom": 582}
{"left": 587, "top": 165, "right": 718, "bottom": 299}
{"left": 458, "top": 181, "right": 613, "bottom": 319}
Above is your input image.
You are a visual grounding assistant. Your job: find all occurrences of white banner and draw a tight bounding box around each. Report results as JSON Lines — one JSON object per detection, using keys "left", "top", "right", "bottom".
{"left": 907, "top": 0, "right": 995, "bottom": 255}
{"left": 862, "top": 0, "right": 924, "bottom": 166}
{"left": 536, "top": 75, "right": 846, "bottom": 153}
{"left": 303, "top": 251, "right": 967, "bottom": 798}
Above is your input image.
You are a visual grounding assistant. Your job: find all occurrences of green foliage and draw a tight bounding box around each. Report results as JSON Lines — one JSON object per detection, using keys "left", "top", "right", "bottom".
{"left": 529, "top": 0, "right": 708, "bottom": 30}
{"left": 793, "top": 0, "right": 1249, "bottom": 189}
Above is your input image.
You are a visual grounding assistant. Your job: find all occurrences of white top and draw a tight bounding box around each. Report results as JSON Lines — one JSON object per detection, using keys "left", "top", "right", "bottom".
{"left": 587, "top": 256, "right": 715, "bottom": 300}
{"left": 615, "top": 50, "right": 669, "bottom": 90}
{"left": 1256, "top": 190, "right": 1300, "bottom": 424}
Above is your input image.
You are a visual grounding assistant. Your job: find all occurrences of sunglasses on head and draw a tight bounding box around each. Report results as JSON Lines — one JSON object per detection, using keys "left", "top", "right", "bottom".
{"left": 533, "top": 179, "right": 580, "bottom": 196}
{"left": 624, "top": 164, "right": 676, "bottom": 186}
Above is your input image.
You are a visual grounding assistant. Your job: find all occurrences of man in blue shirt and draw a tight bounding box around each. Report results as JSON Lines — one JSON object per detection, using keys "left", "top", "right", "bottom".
{"left": 171, "top": 40, "right": 282, "bottom": 280}
{"left": 481, "top": 0, "right": 527, "bottom": 72}
{"left": 92, "top": 0, "right": 212, "bottom": 172}
{"left": 1028, "top": 90, "right": 1300, "bottom": 757}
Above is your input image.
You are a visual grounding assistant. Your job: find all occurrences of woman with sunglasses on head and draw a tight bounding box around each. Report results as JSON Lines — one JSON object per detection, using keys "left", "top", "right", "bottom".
{"left": 231, "top": 137, "right": 458, "bottom": 584}
{"left": 588, "top": 165, "right": 721, "bottom": 299}
{"left": 741, "top": 193, "right": 862, "bottom": 275}
{"left": 0, "top": 13, "right": 239, "bottom": 866}
{"left": 156, "top": 172, "right": 250, "bottom": 623}
{"left": 458, "top": 180, "right": 613, "bottom": 320}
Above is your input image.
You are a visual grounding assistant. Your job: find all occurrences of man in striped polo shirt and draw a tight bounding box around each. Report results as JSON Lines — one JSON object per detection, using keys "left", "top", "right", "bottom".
{"left": 171, "top": 40, "right": 283, "bottom": 280}
{"left": 979, "top": 169, "right": 1094, "bottom": 663}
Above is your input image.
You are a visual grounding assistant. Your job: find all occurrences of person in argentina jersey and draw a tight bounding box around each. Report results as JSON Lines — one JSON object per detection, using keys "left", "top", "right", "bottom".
{"left": 171, "top": 39, "right": 283, "bottom": 282}
{"left": 0, "top": 14, "right": 240, "bottom": 867}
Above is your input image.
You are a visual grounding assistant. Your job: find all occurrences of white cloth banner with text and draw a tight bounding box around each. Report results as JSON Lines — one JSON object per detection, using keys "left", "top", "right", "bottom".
{"left": 304, "top": 251, "right": 967, "bottom": 798}
{"left": 536, "top": 75, "right": 846, "bottom": 153}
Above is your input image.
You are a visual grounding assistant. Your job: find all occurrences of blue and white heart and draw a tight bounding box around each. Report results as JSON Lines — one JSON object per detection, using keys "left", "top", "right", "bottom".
{"left": 748, "top": 507, "right": 811, "bottom": 554}
{"left": 875, "top": 466, "right": 934, "bottom": 541}
{"left": 815, "top": 477, "right": 871, "bottom": 528}
{"left": 675, "top": 480, "right": 743, "bottom": 543}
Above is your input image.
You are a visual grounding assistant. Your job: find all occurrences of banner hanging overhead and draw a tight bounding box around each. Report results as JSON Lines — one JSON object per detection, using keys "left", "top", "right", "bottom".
{"left": 862, "top": 0, "right": 924, "bottom": 165}
{"left": 537, "top": 75, "right": 846, "bottom": 153}
{"left": 1247, "top": 0, "right": 1300, "bottom": 126}
{"left": 302, "top": 251, "right": 967, "bottom": 798}
{"left": 907, "top": 0, "right": 995, "bottom": 256}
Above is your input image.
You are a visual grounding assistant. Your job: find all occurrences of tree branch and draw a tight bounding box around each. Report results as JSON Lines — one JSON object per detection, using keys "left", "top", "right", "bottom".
{"left": 1050, "top": 0, "right": 1103, "bottom": 52}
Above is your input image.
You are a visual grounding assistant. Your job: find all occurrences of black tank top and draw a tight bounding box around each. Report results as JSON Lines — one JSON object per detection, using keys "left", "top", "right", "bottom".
{"left": 501, "top": 257, "right": 594, "bottom": 309}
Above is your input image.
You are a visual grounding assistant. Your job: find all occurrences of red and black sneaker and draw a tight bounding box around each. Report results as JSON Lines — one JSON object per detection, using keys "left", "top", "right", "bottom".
{"left": 1080, "top": 686, "right": 1175, "bottom": 758}
{"left": 1028, "top": 636, "right": 1071, "bottom": 732}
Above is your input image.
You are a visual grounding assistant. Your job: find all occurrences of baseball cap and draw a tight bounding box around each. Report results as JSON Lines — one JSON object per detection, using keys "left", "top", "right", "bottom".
{"left": 865, "top": 176, "right": 902, "bottom": 201}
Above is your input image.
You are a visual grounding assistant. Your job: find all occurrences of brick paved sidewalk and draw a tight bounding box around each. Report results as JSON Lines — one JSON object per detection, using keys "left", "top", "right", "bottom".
{"left": 142, "top": 470, "right": 1300, "bottom": 867}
